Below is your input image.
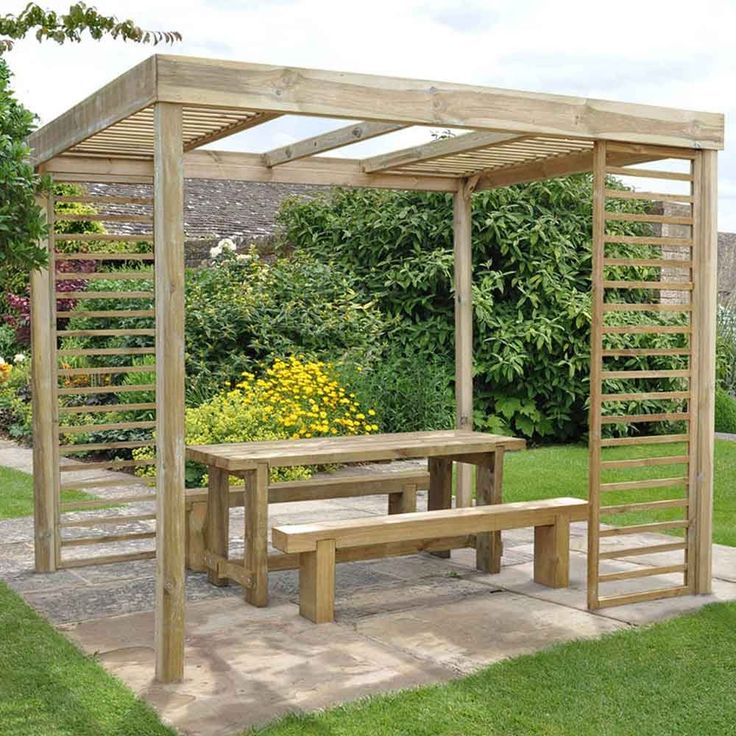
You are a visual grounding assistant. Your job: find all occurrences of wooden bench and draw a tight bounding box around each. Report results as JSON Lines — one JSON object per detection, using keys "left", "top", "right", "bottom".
{"left": 185, "top": 469, "right": 429, "bottom": 572}
{"left": 272, "top": 496, "right": 588, "bottom": 623}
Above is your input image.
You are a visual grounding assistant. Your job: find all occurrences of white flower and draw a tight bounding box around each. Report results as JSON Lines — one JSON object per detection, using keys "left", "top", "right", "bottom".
{"left": 235, "top": 253, "right": 249, "bottom": 262}
{"left": 209, "top": 244, "right": 223, "bottom": 259}
{"left": 0, "top": 358, "right": 5, "bottom": 365}
{"left": 13, "top": 353, "right": 26, "bottom": 364}
{"left": 218, "top": 238, "right": 237, "bottom": 252}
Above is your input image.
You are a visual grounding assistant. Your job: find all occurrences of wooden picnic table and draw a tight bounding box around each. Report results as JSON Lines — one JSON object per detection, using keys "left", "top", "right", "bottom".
{"left": 186, "top": 430, "right": 525, "bottom": 607}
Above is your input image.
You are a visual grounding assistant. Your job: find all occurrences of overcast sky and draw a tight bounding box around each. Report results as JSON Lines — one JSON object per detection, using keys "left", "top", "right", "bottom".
{"left": 5, "top": 0, "right": 735, "bottom": 229}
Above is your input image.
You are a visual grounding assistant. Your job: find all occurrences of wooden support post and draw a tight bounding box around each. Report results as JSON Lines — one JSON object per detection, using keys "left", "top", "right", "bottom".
{"left": 475, "top": 448, "right": 504, "bottom": 573}
{"left": 453, "top": 177, "right": 477, "bottom": 508}
{"left": 185, "top": 502, "right": 207, "bottom": 573}
{"left": 31, "top": 195, "right": 57, "bottom": 573}
{"left": 245, "top": 463, "right": 269, "bottom": 607}
{"left": 299, "top": 539, "right": 336, "bottom": 624}
{"left": 153, "top": 102, "right": 186, "bottom": 684}
{"left": 206, "top": 468, "right": 229, "bottom": 585}
{"left": 691, "top": 149, "right": 718, "bottom": 594}
{"left": 388, "top": 482, "right": 418, "bottom": 515}
{"left": 428, "top": 457, "right": 453, "bottom": 558}
{"left": 534, "top": 515, "right": 570, "bottom": 588}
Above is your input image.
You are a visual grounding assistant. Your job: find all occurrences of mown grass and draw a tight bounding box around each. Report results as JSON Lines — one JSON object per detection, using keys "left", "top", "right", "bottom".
{"left": 0, "top": 582, "right": 175, "bottom": 736}
{"left": 0, "top": 466, "right": 91, "bottom": 519}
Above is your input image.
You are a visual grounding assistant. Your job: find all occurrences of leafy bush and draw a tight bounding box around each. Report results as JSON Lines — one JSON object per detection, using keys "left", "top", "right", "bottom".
{"left": 0, "top": 355, "right": 31, "bottom": 441}
{"left": 717, "top": 305, "right": 736, "bottom": 395}
{"left": 339, "top": 344, "right": 454, "bottom": 433}
{"left": 277, "top": 179, "right": 675, "bottom": 442}
{"left": 715, "top": 387, "right": 736, "bottom": 434}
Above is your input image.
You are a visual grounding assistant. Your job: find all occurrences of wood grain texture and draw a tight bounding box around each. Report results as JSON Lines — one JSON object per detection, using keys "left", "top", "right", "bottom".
{"left": 299, "top": 539, "right": 336, "bottom": 624}
{"left": 244, "top": 463, "right": 269, "bottom": 607}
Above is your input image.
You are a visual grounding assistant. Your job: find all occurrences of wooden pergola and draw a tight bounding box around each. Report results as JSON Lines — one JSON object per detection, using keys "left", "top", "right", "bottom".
{"left": 27, "top": 55, "right": 723, "bottom": 683}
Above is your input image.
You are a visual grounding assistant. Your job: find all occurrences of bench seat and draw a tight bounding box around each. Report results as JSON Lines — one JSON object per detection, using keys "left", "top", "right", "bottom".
{"left": 185, "top": 468, "right": 430, "bottom": 571}
{"left": 272, "top": 496, "right": 588, "bottom": 623}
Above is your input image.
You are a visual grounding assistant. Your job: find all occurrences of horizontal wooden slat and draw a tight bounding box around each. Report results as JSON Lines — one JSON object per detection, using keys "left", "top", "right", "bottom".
{"left": 603, "top": 258, "right": 692, "bottom": 269}
{"left": 59, "top": 440, "right": 155, "bottom": 453}
{"left": 55, "top": 272, "right": 152, "bottom": 281}
{"left": 61, "top": 530, "right": 156, "bottom": 547}
{"left": 60, "top": 494, "right": 155, "bottom": 511}
{"left": 61, "top": 458, "right": 156, "bottom": 472}
{"left": 57, "top": 384, "right": 155, "bottom": 396}
{"left": 60, "top": 512, "right": 157, "bottom": 528}
{"left": 601, "top": 412, "right": 689, "bottom": 424}
{"left": 56, "top": 309, "right": 155, "bottom": 319}
{"left": 55, "top": 195, "right": 153, "bottom": 205}
{"left": 58, "top": 366, "right": 154, "bottom": 377}
{"left": 599, "top": 541, "right": 687, "bottom": 560}
{"left": 60, "top": 476, "right": 155, "bottom": 490}
{"left": 58, "top": 420, "right": 156, "bottom": 434}
{"left": 57, "top": 329, "right": 155, "bottom": 337}
{"left": 55, "top": 233, "right": 153, "bottom": 242}
{"left": 601, "top": 369, "right": 690, "bottom": 379}
{"left": 602, "top": 303, "right": 691, "bottom": 313}
{"left": 600, "top": 476, "right": 688, "bottom": 492}
{"left": 605, "top": 212, "right": 692, "bottom": 225}
{"left": 601, "top": 455, "right": 689, "bottom": 470}
{"left": 598, "top": 564, "right": 687, "bottom": 583}
{"left": 604, "top": 189, "right": 693, "bottom": 203}
{"left": 601, "top": 498, "right": 688, "bottom": 515}
{"left": 604, "top": 235, "right": 692, "bottom": 247}
{"left": 55, "top": 213, "right": 152, "bottom": 223}
{"left": 601, "top": 348, "right": 691, "bottom": 357}
{"left": 596, "top": 585, "right": 689, "bottom": 608}
{"left": 59, "top": 402, "right": 156, "bottom": 415}
{"left": 600, "top": 519, "right": 688, "bottom": 537}
{"left": 58, "top": 550, "right": 156, "bottom": 568}
{"left": 55, "top": 291, "right": 154, "bottom": 300}
{"left": 603, "top": 280, "right": 693, "bottom": 291}
{"left": 54, "top": 252, "right": 154, "bottom": 261}
{"left": 605, "top": 166, "right": 693, "bottom": 181}
{"left": 601, "top": 391, "right": 690, "bottom": 402}
{"left": 600, "top": 433, "right": 689, "bottom": 447}
{"left": 57, "top": 347, "right": 155, "bottom": 357}
{"left": 601, "top": 325, "right": 691, "bottom": 335}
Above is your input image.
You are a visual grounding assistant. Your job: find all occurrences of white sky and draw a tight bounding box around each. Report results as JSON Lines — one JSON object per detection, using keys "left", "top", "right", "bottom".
{"left": 4, "top": 0, "right": 736, "bottom": 230}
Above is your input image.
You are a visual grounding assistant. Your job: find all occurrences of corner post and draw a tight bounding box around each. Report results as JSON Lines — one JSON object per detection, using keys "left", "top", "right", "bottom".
{"left": 692, "top": 149, "right": 717, "bottom": 594}
{"left": 31, "top": 194, "right": 58, "bottom": 572}
{"left": 154, "top": 102, "right": 186, "bottom": 682}
{"left": 453, "top": 177, "right": 477, "bottom": 507}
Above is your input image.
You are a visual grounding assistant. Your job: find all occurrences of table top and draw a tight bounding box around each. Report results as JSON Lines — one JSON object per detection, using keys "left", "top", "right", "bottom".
{"left": 186, "top": 429, "right": 525, "bottom": 471}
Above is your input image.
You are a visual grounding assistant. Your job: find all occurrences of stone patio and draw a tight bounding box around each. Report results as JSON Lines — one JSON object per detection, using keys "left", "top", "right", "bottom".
{"left": 2, "top": 439, "right": 736, "bottom": 735}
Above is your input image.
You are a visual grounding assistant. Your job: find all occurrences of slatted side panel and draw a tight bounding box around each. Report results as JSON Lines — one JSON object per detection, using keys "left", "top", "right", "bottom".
{"left": 52, "top": 188, "right": 157, "bottom": 568}
{"left": 588, "top": 142, "right": 698, "bottom": 609}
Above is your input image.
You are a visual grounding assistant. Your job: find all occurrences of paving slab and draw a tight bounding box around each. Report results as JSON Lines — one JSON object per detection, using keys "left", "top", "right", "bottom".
{"left": 65, "top": 597, "right": 453, "bottom": 736}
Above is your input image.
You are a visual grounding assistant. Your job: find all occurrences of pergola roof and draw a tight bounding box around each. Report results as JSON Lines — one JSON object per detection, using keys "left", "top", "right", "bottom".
{"left": 29, "top": 55, "right": 724, "bottom": 190}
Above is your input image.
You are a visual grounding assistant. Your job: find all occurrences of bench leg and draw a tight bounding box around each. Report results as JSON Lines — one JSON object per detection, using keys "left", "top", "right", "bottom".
{"left": 299, "top": 539, "right": 336, "bottom": 623}
{"left": 207, "top": 467, "right": 230, "bottom": 586}
{"left": 534, "top": 515, "right": 570, "bottom": 588}
{"left": 388, "top": 482, "right": 418, "bottom": 515}
{"left": 245, "top": 463, "right": 270, "bottom": 607}
{"left": 475, "top": 448, "right": 504, "bottom": 574}
{"left": 186, "top": 501, "right": 208, "bottom": 573}
{"left": 428, "top": 457, "right": 453, "bottom": 558}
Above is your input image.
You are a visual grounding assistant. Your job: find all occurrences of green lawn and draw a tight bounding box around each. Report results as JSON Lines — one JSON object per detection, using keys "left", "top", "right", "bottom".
{"left": 0, "top": 466, "right": 91, "bottom": 519}
{"left": 0, "top": 582, "right": 174, "bottom": 736}
{"left": 503, "top": 439, "right": 736, "bottom": 546}
{"left": 250, "top": 601, "right": 736, "bottom": 736}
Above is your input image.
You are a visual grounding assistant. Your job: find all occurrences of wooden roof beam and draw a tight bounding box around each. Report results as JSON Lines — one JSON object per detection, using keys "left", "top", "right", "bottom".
{"left": 263, "top": 121, "right": 406, "bottom": 167}
{"left": 28, "top": 57, "right": 157, "bottom": 166}
{"left": 362, "top": 131, "right": 524, "bottom": 173}
{"left": 155, "top": 55, "right": 724, "bottom": 151}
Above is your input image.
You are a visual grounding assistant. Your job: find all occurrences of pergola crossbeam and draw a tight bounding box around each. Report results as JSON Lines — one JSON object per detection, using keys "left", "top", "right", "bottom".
{"left": 263, "top": 121, "right": 406, "bottom": 166}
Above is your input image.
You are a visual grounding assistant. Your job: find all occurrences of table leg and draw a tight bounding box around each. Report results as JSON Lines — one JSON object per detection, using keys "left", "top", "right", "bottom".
{"left": 206, "top": 466, "right": 230, "bottom": 586}
{"left": 428, "top": 457, "right": 453, "bottom": 558}
{"left": 245, "top": 462, "right": 269, "bottom": 607}
{"left": 476, "top": 447, "right": 504, "bottom": 573}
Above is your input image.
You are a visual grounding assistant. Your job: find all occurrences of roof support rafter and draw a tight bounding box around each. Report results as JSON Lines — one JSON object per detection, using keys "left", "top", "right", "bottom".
{"left": 362, "top": 131, "right": 524, "bottom": 173}
{"left": 184, "top": 112, "right": 282, "bottom": 152}
{"left": 263, "top": 121, "right": 407, "bottom": 167}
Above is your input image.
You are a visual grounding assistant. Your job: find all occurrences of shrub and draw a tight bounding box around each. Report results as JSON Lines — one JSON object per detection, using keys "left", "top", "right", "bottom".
{"left": 277, "top": 179, "right": 677, "bottom": 442}
{"left": 715, "top": 387, "right": 736, "bottom": 434}
{"left": 0, "top": 354, "right": 32, "bottom": 441}
{"left": 717, "top": 305, "right": 736, "bottom": 395}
